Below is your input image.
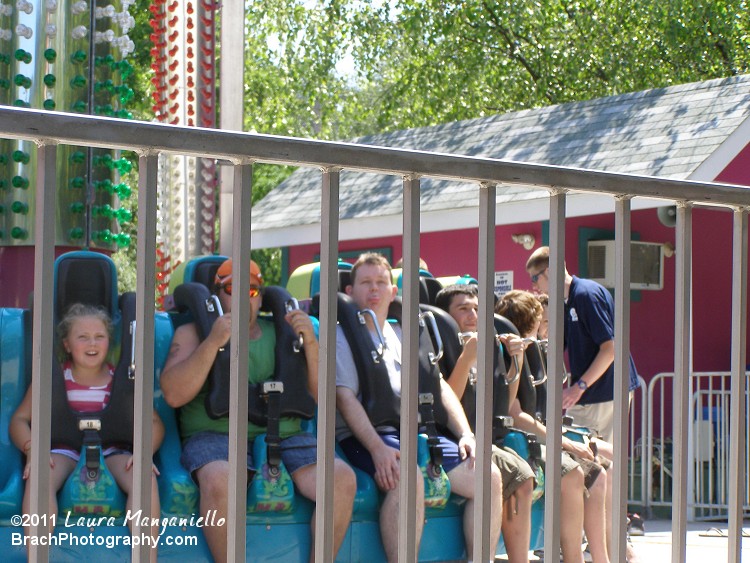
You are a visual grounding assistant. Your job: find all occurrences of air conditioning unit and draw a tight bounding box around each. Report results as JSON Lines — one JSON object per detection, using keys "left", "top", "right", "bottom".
{"left": 587, "top": 240, "right": 664, "bottom": 290}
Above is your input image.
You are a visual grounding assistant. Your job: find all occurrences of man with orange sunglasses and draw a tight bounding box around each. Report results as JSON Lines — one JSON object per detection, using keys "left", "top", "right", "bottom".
{"left": 160, "top": 258, "right": 356, "bottom": 562}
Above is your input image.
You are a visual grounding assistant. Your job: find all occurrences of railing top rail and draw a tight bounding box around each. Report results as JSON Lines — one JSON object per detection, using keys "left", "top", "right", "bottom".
{"left": 3, "top": 107, "right": 750, "bottom": 208}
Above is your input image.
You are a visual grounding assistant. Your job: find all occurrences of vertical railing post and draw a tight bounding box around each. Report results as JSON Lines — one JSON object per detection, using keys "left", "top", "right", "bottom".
{"left": 612, "top": 196, "right": 631, "bottom": 562}
{"left": 227, "top": 160, "right": 254, "bottom": 561}
{"left": 474, "top": 182, "right": 496, "bottom": 563}
{"left": 218, "top": 0, "right": 244, "bottom": 255}
{"left": 399, "top": 175, "right": 420, "bottom": 562}
{"left": 672, "top": 202, "right": 692, "bottom": 561}
{"left": 315, "top": 167, "right": 341, "bottom": 562}
{"left": 133, "top": 152, "right": 159, "bottom": 562}
{"left": 28, "top": 141, "right": 57, "bottom": 563}
{"left": 728, "top": 207, "right": 747, "bottom": 563}
{"left": 544, "top": 189, "right": 566, "bottom": 559}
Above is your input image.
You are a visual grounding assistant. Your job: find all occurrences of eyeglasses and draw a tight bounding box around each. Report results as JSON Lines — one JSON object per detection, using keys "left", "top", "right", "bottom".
{"left": 219, "top": 283, "right": 261, "bottom": 298}
{"left": 530, "top": 268, "right": 547, "bottom": 283}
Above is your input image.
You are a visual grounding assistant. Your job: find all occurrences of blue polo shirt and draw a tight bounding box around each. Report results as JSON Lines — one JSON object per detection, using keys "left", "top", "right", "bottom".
{"left": 564, "top": 276, "right": 639, "bottom": 404}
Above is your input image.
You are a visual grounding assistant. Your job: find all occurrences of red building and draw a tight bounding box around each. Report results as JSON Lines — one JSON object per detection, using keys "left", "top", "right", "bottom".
{"left": 253, "top": 76, "right": 750, "bottom": 393}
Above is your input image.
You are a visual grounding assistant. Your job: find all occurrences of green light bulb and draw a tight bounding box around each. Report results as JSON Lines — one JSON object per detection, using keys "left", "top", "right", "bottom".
{"left": 43, "top": 99, "right": 56, "bottom": 111}
{"left": 69, "top": 176, "right": 85, "bottom": 189}
{"left": 0, "top": 79, "right": 10, "bottom": 89}
{"left": 12, "top": 150, "right": 30, "bottom": 164}
{"left": 115, "top": 158, "right": 132, "bottom": 173}
{"left": 115, "top": 208, "right": 132, "bottom": 223}
{"left": 69, "top": 227, "right": 85, "bottom": 240}
{"left": 14, "top": 74, "right": 31, "bottom": 88}
{"left": 115, "top": 233, "right": 131, "bottom": 248}
{"left": 12, "top": 176, "right": 29, "bottom": 189}
{"left": 44, "top": 48, "right": 57, "bottom": 63}
{"left": 69, "top": 202, "right": 85, "bottom": 214}
{"left": 71, "top": 101, "right": 87, "bottom": 113}
{"left": 70, "top": 75, "right": 87, "bottom": 89}
{"left": 114, "top": 183, "right": 132, "bottom": 199}
{"left": 11, "top": 201, "right": 28, "bottom": 214}
{"left": 95, "top": 104, "right": 113, "bottom": 116}
{"left": 43, "top": 74, "right": 56, "bottom": 88}
{"left": 117, "top": 60, "right": 133, "bottom": 78}
{"left": 96, "top": 79, "right": 114, "bottom": 93}
{"left": 13, "top": 100, "right": 30, "bottom": 108}
{"left": 10, "top": 227, "right": 28, "bottom": 240}
{"left": 70, "top": 50, "right": 87, "bottom": 64}
{"left": 69, "top": 151, "right": 86, "bottom": 164}
{"left": 95, "top": 179, "right": 113, "bottom": 192}
{"left": 14, "top": 49, "right": 31, "bottom": 64}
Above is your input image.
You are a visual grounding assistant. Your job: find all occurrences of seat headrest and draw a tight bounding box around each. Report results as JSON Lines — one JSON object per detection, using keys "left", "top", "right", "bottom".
{"left": 338, "top": 269, "right": 352, "bottom": 292}
{"left": 184, "top": 255, "right": 228, "bottom": 290}
{"left": 419, "top": 277, "right": 444, "bottom": 305}
{"left": 54, "top": 251, "right": 118, "bottom": 320}
{"left": 494, "top": 314, "right": 520, "bottom": 337}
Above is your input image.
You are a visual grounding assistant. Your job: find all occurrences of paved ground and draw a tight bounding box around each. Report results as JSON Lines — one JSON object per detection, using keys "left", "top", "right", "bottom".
{"left": 501, "top": 519, "right": 750, "bottom": 562}
{"left": 627, "top": 519, "right": 750, "bottom": 562}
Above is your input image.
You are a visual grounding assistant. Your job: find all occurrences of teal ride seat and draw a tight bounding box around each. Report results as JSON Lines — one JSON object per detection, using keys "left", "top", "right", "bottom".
{"left": 0, "top": 308, "right": 27, "bottom": 522}
{"left": 153, "top": 311, "right": 201, "bottom": 518}
{"left": 53, "top": 251, "right": 128, "bottom": 517}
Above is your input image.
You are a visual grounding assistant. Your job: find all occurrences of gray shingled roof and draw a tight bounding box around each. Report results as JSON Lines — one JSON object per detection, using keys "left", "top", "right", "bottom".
{"left": 253, "top": 75, "right": 750, "bottom": 234}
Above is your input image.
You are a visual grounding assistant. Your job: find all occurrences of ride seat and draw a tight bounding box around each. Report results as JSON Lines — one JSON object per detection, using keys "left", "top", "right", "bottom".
{"left": 53, "top": 251, "right": 130, "bottom": 516}
{"left": 0, "top": 308, "right": 30, "bottom": 520}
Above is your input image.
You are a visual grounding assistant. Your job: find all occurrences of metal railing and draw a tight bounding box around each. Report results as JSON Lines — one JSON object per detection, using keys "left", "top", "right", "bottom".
{"left": 2, "top": 106, "right": 750, "bottom": 562}
{"left": 628, "top": 375, "right": 648, "bottom": 509}
{"left": 645, "top": 372, "right": 750, "bottom": 521}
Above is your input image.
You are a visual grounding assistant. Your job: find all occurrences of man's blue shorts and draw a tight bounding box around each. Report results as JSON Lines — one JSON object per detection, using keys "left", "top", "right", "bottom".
{"left": 338, "top": 432, "right": 465, "bottom": 477}
{"left": 181, "top": 430, "right": 318, "bottom": 478}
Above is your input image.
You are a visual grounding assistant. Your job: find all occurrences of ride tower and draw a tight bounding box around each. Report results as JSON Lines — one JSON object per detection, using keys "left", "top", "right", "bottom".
{"left": 0, "top": 0, "right": 136, "bottom": 307}
{"left": 149, "top": 0, "right": 218, "bottom": 305}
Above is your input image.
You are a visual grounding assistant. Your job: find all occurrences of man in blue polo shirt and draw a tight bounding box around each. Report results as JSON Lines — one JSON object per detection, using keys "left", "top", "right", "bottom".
{"left": 525, "top": 246, "right": 639, "bottom": 443}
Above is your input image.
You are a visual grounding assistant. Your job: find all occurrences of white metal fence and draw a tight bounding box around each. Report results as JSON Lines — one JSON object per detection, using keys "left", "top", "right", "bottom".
{"left": 644, "top": 372, "right": 750, "bottom": 521}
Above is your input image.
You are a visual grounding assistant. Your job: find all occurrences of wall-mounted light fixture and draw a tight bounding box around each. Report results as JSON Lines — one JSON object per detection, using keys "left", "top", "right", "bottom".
{"left": 662, "top": 242, "right": 675, "bottom": 258}
{"left": 512, "top": 233, "right": 536, "bottom": 250}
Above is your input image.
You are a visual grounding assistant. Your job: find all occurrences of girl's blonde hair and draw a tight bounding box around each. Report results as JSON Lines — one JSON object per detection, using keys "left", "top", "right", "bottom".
{"left": 57, "top": 303, "right": 113, "bottom": 358}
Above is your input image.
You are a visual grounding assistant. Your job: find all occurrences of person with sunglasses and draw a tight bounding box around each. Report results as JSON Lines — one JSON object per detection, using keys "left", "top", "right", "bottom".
{"left": 525, "top": 247, "right": 640, "bottom": 445}
{"left": 160, "top": 258, "right": 356, "bottom": 562}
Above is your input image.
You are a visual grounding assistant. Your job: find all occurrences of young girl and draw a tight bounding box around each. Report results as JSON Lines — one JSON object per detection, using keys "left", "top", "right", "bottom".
{"left": 10, "top": 303, "right": 164, "bottom": 560}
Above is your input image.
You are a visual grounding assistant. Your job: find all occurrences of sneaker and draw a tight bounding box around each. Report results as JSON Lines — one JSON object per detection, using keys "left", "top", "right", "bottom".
{"left": 627, "top": 513, "right": 645, "bottom": 536}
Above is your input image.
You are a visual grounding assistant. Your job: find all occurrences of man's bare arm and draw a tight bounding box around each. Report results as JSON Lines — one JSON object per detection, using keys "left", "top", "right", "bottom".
{"left": 160, "top": 316, "right": 231, "bottom": 408}
{"left": 562, "top": 339, "right": 615, "bottom": 409}
{"left": 445, "top": 337, "right": 476, "bottom": 400}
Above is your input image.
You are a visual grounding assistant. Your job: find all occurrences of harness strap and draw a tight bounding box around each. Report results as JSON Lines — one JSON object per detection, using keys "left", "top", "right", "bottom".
{"left": 263, "top": 381, "right": 284, "bottom": 471}
{"left": 418, "top": 393, "right": 443, "bottom": 468}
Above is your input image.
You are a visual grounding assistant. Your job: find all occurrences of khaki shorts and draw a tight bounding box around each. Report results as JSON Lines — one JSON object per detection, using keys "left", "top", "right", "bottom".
{"left": 540, "top": 446, "right": 603, "bottom": 491}
{"left": 491, "top": 444, "right": 535, "bottom": 501}
{"left": 566, "top": 392, "right": 633, "bottom": 443}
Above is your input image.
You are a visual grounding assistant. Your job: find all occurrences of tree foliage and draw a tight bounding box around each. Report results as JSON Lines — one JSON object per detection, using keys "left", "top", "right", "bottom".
{"left": 346, "top": 0, "right": 750, "bottom": 129}
{"left": 119, "top": 0, "right": 750, "bottom": 288}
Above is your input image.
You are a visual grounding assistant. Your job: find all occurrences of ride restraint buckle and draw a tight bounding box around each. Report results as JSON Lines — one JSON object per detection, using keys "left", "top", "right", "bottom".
{"left": 79, "top": 419, "right": 103, "bottom": 482}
